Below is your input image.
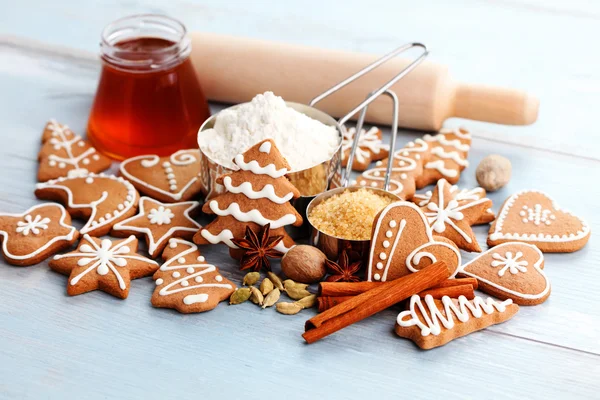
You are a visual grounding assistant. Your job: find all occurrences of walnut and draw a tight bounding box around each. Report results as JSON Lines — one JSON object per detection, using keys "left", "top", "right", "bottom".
{"left": 476, "top": 155, "right": 511, "bottom": 191}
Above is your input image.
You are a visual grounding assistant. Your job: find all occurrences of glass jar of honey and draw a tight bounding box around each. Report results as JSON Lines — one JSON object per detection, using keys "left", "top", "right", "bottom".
{"left": 87, "top": 14, "right": 210, "bottom": 160}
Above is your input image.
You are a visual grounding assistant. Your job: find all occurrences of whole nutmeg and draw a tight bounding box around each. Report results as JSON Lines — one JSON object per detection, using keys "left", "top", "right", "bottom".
{"left": 281, "top": 245, "right": 327, "bottom": 284}
{"left": 476, "top": 154, "right": 512, "bottom": 192}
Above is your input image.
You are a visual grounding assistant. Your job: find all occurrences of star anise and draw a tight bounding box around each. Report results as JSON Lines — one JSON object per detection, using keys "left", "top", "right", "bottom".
{"left": 325, "top": 250, "right": 362, "bottom": 282}
{"left": 231, "top": 224, "right": 284, "bottom": 272}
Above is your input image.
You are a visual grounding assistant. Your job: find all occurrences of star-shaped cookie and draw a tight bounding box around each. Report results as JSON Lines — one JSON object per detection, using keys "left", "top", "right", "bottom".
{"left": 49, "top": 234, "right": 159, "bottom": 299}
{"left": 0, "top": 203, "right": 79, "bottom": 266}
{"left": 111, "top": 197, "right": 202, "bottom": 258}
{"left": 419, "top": 179, "right": 492, "bottom": 252}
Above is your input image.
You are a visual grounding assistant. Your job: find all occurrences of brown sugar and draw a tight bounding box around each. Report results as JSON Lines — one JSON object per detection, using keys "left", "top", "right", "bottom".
{"left": 308, "top": 188, "right": 394, "bottom": 240}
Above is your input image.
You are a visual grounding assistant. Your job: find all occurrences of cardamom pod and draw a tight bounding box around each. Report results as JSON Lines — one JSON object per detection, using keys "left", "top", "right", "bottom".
{"left": 267, "top": 272, "right": 284, "bottom": 291}
{"left": 249, "top": 286, "right": 264, "bottom": 306}
{"left": 262, "top": 288, "right": 280, "bottom": 309}
{"left": 260, "top": 278, "right": 274, "bottom": 296}
{"left": 276, "top": 302, "right": 303, "bottom": 315}
{"left": 229, "top": 287, "right": 251, "bottom": 305}
{"left": 242, "top": 272, "right": 260, "bottom": 286}
{"left": 295, "top": 294, "right": 317, "bottom": 309}
{"left": 284, "top": 280, "right": 312, "bottom": 300}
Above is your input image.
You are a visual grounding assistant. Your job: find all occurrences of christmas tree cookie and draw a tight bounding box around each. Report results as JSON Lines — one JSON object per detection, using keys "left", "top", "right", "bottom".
{"left": 193, "top": 139, "right": 303, "bottom": 254}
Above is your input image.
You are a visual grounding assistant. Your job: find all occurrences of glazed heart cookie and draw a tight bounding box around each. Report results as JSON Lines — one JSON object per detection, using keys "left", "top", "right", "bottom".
{"left": 0, "top": 203, "right": 79, "bottom": 266}
{"left": 34, "top": 173, "right": 139, "bottom": 237}
{"left": 38, "top": 119, "right": 112, "bottom": 182}
{"left": 366, "top": 201, "right": 461, "bottom": 282}
{"left": 459, "top": 242, "right": 550, "bottom": 305}
{"left": 488, "top": 190, "right": 590, "bottom": 252}
{"left": 151, "top": 239, "right": 235, "bottom": 313}
{"left": 120, "top": 149, "right": 203, "bottom": 203}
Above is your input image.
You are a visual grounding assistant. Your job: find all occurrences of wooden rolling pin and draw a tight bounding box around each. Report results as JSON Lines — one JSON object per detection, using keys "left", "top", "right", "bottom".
{"left": 190, "top": 32, "right": 539, "bottom": 131}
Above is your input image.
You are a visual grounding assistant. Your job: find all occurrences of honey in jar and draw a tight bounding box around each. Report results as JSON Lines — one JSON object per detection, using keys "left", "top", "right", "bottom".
{"left": 87, "top": 15, "right": 210, "bottom": 160}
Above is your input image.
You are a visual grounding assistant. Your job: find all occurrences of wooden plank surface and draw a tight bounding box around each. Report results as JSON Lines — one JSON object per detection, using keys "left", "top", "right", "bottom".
{"left": 1, "top": 1, "right": 600, "bottom": 399}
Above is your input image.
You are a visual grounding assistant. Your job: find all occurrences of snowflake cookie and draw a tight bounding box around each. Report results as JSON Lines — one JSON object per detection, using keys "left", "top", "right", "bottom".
{"left": 112, "top": 197, "right": 202, "bottom": 258}
{"left": 37, "top": 119, "right": 111, "bottom": 182}
{"left": 50, "top": 234, "right": 158, "bottom": 298}
{"left": 0, "top": 203, "right": 79, "bottom": 266}
{"left": 151, "top": 239, "right": 235, "bottom": 313}
{"left": 488, "top": 190, "right": 590, "bottom": 253}
{"left": 341, "top": 126, "right": 389, "bottom": 171}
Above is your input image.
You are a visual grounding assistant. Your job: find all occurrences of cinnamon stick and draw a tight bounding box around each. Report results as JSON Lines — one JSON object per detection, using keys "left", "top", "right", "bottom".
{"left": 418, "top": 284, "right": 475, "bottom": 300}
{"left": 319, "top": 277, "right": 478, "bottom": 297}
{"left": 317, "top": 296, "right": 354, "bottom": 313}
{"left": 303, "top": 261, "right": 451, "bottom": 344}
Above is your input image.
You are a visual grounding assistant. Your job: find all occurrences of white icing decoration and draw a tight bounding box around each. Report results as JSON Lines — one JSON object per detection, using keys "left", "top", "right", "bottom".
{"left": 488, "top": 190, "right": 590, "bottom": 243}
{"left": 233, "top": 154, "right": 288, "bottom": 178}
{"left": 208, "top": 201, "right": 296, "bottom": 229}
{"left": 0, "top": 204, "right": 76, "bottom": 260}
{"left": 423, "top": 131, "right": 470, "bottom": 152}
{"left": 112, "top": 197, "right": 201, "bottom": 256}
{"left": 16, "top": 214, "right": 50, "bottom": 235}
{"left": 341, "top": 127, "right": 389, "bottom": 164}
{"left": 521, "top": 203, "right": 554, "bottom": 225}
{"left": 460, "top": 242, "right": 550, "bottom": 301}
{"left": 424, "top": 160, "right": 458, "bottom": 178}
{"left": 35, "top": 174, "right": 137, "bottom": 235}
{"left": 119, "top": 150, "right": 199, "bottom": 201}
{"left": 200, "top": 229, "right": 237, "bottom": 248}
{"left": 491, "top": 251, "right": 528, "bottom": 276}
{"left": 259, "top": 141, "right": 272, "bottom": 154}
{"left": 147, "top": 206, "right": 175, "bottom": 225}
{"left": 53, "top": 235, "right": 157, "bottom": 290}
{"left": 222, "top": 176, "right": 293, "bottom": 204}
{"left": 155, "top": 239, "right": 232, "bottom": 304}
{"left": 397, "top": 294, "right": 512, "bottom": 336}
{"left": 430, "top": 147, "right": 469, "bottom": 167}
{"left": 367, "top": 202, "right": 461, "bottom": 282}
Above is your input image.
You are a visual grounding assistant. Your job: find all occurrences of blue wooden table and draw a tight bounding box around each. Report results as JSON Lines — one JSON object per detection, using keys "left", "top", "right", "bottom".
{"left": 1, "top": 1, "right": 599, "bottom": 399}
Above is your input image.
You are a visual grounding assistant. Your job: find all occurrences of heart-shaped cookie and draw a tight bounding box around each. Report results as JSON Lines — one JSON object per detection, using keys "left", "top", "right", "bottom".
{"left": 120, "top": 149, "right": 203, "bottom": 203}
{"left": 459, "top": 242, "right": 550, "bottom": 305}
{"left": 488, "top": 190, "right": 590, "bottom": 253}
{"left": 366, "top": 201, "right": 461, "bottom": 282}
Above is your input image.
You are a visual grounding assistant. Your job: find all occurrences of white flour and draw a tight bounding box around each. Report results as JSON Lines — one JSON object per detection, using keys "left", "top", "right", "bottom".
{"left": 198, "top": 92, "right": 340, "bottom": 171}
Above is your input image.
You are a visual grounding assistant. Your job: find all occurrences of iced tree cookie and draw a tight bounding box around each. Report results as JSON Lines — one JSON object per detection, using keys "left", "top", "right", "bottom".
{"left": 0, "top": 203, "right": 79, "bottom": 266}
{"left": 38, "top": 119, "right": 111, "bottom": 182}
{"left": 119, "top": 149, "right": 203, "bottom": 203}
{"left": 366, "top": 201, "right": 461, "bottom": 282}
{"left": 459, "top": 242, "right": 550, "bottom": 305}
{"left": 417, "top": 179, "right": 492, "bottom": 252}
{"left": 50, "top": 234, "right": 158, "bottom": 299}
{"left": 112, "top": 197, "right": 201, "bottom": 258}
{"left": 151, "top": 239, "right": 235, "bottom": 313}
{"left": 194, "top": 139, "right": 303, "bottom": 254}
{"left": 341, "top": 126, "right": 389, "bottom": 171}
{"left": 35, "top": 173, "right": 139, "bottom": 237}
{"left": 488, "top": 190, "right": 590, "bottom": 252}
{"left": 395, "top": 294, "right": 519, "bottom": 349}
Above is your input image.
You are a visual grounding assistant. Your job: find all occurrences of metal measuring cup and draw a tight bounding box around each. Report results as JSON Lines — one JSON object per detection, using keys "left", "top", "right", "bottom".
{"left": 305, "top": 43, "right": 429, "bottom": 261}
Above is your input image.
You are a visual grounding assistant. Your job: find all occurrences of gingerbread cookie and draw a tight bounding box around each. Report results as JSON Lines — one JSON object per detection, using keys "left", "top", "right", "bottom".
{"left": 488, "top": 190, "right": 590, "bottom": 252}
{"left": 413, "top": 185, "right": 494, "bottom": 225}
{"left": 395, "top": 294, "right": 519, "bottom": 349}
{"left": 341, "top": 126, "right": 389, "bottom": 171}
{"left": 151, "top": 239, "right": 235, "bottom": 313}
{"left": 459, "top": 242, "right": 550, "bottom": 305}
{"left": 35, "top": 173, "right": 139, "bottom": 237}
{"left": 0, "top": 203, "right": 79, "bottom": 266}
{"left": 50, "top": 234, "right": 158, "bottom": 299}
{"left": 416, "top": 127, "right": 471, "bottom": 188}
{"left": 119, "top": 149, "right": 203, "bottom": 203}
{"left": 112, "top": 197, "right": 201, "bottom": 258}
{"left": 352, "top": 138, "right": 430, "bottom": 199}
{"left": 38, "top": 119, "right": 111, "bottom": 182}
{"left": 419, "top": 179, "right": 492, "bottom": 252}
{"left": 194, "top": 139, "right": 303, "bottom": 254}
{"left": 366, "top": 201, "right": 461, "bottom": 282}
